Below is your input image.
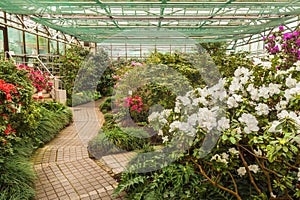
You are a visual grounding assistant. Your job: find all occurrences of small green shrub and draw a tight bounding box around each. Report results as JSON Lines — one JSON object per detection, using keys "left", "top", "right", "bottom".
{"left": 70, "top": 91, "right": 101, "bottom": 106}
{"left": 99, "top": 97, "right": 114, "bottom": 114}
{"left": 102, "top": 113, "right": 118, "bottom": 131}
{"left": 57, "top": 46, "right": 89, "bottom": 102}
{"left": 88, "top": 132, "right": 123, "bottom": 159}
{"left": 88, "top": 127, "right": 150, "bottom": 159}
{"left": 114, "top": 163, "right": 208, "bottom": 200}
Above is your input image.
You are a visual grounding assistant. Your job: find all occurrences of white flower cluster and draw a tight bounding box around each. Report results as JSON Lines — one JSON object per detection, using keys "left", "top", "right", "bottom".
{"left": 238, "top": 113, "right": 259, "bottom": 134}
{"left": 237, "top": 164, "right": 259, "bottom": 177}
{"left": 211, "top": 152, "right": 229, "bottom": 165}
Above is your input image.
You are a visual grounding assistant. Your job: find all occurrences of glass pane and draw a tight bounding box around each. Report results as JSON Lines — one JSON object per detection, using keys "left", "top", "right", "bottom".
{"left": 0, "top": 30, "right": 3, "bottom": 52}
{"left": 0, "top": 30, "right": 3, "bottom": 59}
{"left": 38, "top": 36, "right": 48, "bottom": 54}
{"left": 8, "top": 28, "right": 24, "bottom": 55}
{"left": 50, "top": 40, "right": 57, "bottom": 54}
{"left": 59, "top": 42, "right": 65, "bottom": 55}
{"left": 25, "top": 32, "right": 37, "bottom": 54}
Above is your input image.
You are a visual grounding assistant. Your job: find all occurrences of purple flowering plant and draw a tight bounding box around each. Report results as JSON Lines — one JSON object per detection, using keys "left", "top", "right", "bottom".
{"left": 264, "top": 25, "right": 300, "bottom": 70}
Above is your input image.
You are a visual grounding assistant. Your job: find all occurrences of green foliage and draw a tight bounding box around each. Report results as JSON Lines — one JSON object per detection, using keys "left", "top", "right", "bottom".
{"left": 102, "top": 113, "right": 118, "bottom": 131}
{"left": 115, "top": 40, "right": 300, "bottom": 200}
{"left": 0, "top": 153, "right": 35, "bottom": 200}
{"left": 88, "top": 127, "right": 150, "bottom": 159}
{"left": 0, "top": 59, "right": 73, "bottom": 200}
{"left": 33, "top": 102, "right": 72, "bottom": 146}
{"left": 146, "top": 51, "right": 205, "bottom": 87}
{"left": 99, "top": 97, "right": 114, "bottom": 114}
{"left": 57, "top": 46, "right": 89, "bottom": 104}
{"left": 75, "top": 49, "right": 110, "bottom": 93}
{"left": 115, "top": 162, "right": 217, "bottom": 200}
{"left": 0, "top": 101, "right": 72, "bottom": 200}
{"left": 96, "top": 49, "right": 116, "bottom": 96}
{"left": 69, "top": 90, "right": 101, "bottom": 106}
{"left": 88, "top": 131, "right": 122, "bottom": 159}
{"left": 198, "top": 42, "right": 253, "bottom": 77}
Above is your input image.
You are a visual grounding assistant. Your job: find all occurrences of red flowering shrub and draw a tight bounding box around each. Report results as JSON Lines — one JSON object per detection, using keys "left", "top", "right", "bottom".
{"left": 123, "top": 95, "right": 144, "bottom": 113}
{"left": 17, "top": 64, "right": 53, "bottom": 92}
{"left": 0, "top": 79, "right": 19, "bottom": 153}
{"left": 0, "top": 61, "right": 39, "bottom": 156}
{"left": 121, "top": 95, "right": 149, "bottom": 123}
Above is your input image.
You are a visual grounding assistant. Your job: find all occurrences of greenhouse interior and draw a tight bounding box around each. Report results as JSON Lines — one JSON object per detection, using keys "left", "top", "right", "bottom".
{"left": 0, "top": 1, "right": 300, "bottom": 200}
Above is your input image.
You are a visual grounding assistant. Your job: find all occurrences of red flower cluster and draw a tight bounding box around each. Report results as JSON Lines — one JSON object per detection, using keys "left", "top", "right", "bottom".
{"left": 123, "top": 95, "right": 143, "bottom": 113}
{"left": 0, "top": 79, "right": 18, "bottom": 101}
{"left": 3, "top": 123, "right": 16, "bottom": 136}
{"left": 0, "top": 80, "right": 19, "bottom": 145}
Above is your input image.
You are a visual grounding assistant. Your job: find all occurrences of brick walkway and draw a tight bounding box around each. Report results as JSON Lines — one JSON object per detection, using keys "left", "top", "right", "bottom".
{"left": 32, "top": 101, "right": 124, "bottom": 200}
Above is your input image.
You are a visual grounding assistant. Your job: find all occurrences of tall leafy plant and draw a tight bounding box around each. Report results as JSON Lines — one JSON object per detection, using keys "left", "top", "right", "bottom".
{"left": 57, "top": 46, "right": 89, "bottom": 104}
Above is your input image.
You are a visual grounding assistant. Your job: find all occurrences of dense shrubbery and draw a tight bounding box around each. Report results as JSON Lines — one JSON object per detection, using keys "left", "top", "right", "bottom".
{"left": 58, "top": 47, "right": 114, "bottom": 106}
{"left": 0, "top": 60, "right": 72, "bottom": 200}
{"left": 114, "top": 30, "right": 300, "bottom": 199}
{"left": 57, "top": 46, "right": 89, "bottom": 105}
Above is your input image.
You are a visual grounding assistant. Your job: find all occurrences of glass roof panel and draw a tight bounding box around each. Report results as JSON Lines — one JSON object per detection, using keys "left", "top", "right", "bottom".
{"left": 0, "top": 0, "right": 299, "bottom": 44}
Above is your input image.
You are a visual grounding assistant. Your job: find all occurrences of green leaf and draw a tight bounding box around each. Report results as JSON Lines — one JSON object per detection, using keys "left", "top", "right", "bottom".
{"left": 229, "top": 137, "right": 236, "bottom": 144}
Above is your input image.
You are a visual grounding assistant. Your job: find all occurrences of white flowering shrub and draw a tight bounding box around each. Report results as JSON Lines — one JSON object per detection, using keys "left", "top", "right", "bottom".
{"left": 146, "top": 56, "right": 300, "bottom": 199}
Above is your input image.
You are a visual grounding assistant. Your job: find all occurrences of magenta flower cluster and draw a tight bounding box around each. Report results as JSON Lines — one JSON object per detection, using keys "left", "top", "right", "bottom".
{"left": 17, "top": 64, "right": 53, "bottom": 92}
{"left": 264, "top": 25, "right": 300, "bottom": 69}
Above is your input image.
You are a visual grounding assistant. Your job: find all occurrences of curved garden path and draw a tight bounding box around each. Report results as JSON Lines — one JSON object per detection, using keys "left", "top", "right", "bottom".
{"left": 32, "top": 101, "right": 123, "bottom": 200}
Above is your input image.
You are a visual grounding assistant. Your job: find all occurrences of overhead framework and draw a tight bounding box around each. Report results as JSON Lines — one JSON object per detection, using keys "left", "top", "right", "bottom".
{"left": 0, "top": 0, "right": 300, "bottom": 45}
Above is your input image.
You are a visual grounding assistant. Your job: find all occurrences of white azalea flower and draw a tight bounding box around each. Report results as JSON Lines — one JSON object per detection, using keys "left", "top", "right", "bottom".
{"left": 277, "top": 110, "right": 299, "bottom": 124}
{"left": 197, "top": 108, "right": 218, "bottom": 131}
{"left": 298, "top": 168, "right": 300, "bottom": 181}
{"left": 268, "top": 121, "right": 281, "bottom": 133}
{"left": 228, "top": 148, "right": 239, "bottom": 155}
{"left": 162, "top": 136, "right": 169, "bottom": 143}
{"left": 211, "top": 153, "right": 228, "bottom": 165}
{"left": 233, "top": 94, "right": 243, "bottom": 102}
{"left": 148, "top": 112, "right": 160, "bottom": 122}
{"left": 253, "top": 148, "right": 262, "bottom": 156}
{"left": 217, "top": 117, "right": 230, "bottom": 131}
{"left": 229, "top": 78, "right": 241, "bottom": 92}
{"left": 211, "top": 154, "right": 221, "bottom": 161}
{"left": 286, "top": 75, "right": 297, "bottom": 88}
{"left": 238, "top": 113, "right": 259, "bottom": 134}
{"left": 221, "top": 152, "right": 229, "bottom": 161}
{"left": 258, "top": 86, "right": 269, "bottom": 98}
{"left": 275, "top": 100, "right": 288, "bottom": 111}
{"left": 268, "top": 83, "right": 281, "bottom": 95}
{"left": 270, "top": 192, "right": 276, "bottom": 198}
{"left": 187, "top": 113, "right": 198, "bottom": 126}
{"left": 237, "top": 167, "right": 247, "bottom": 177}
{"left": 255, "top": 103, "right": 269, "bottom": 115}
{"left": 169, "top": 121, "right": 181, "bottom": 132}
{"left": 248, "top": 164, "right": 259, "bottom": 173}
{"left": 161, "top": 109, "right": 171, "bottom": 118}
{"left": 247, "top": 84, "right": 259, "bottom": 101}
{"left": 227, "top": 96, "right": 239, "bottom": 108}
{"left": 158, "top": 130, "right": 163, "bottom": 136}
{"left": 177, "top": 96, "right": 191, "bottom": 106}
{"left": 284, "top": 89, "right": 294, "bottom": 101}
